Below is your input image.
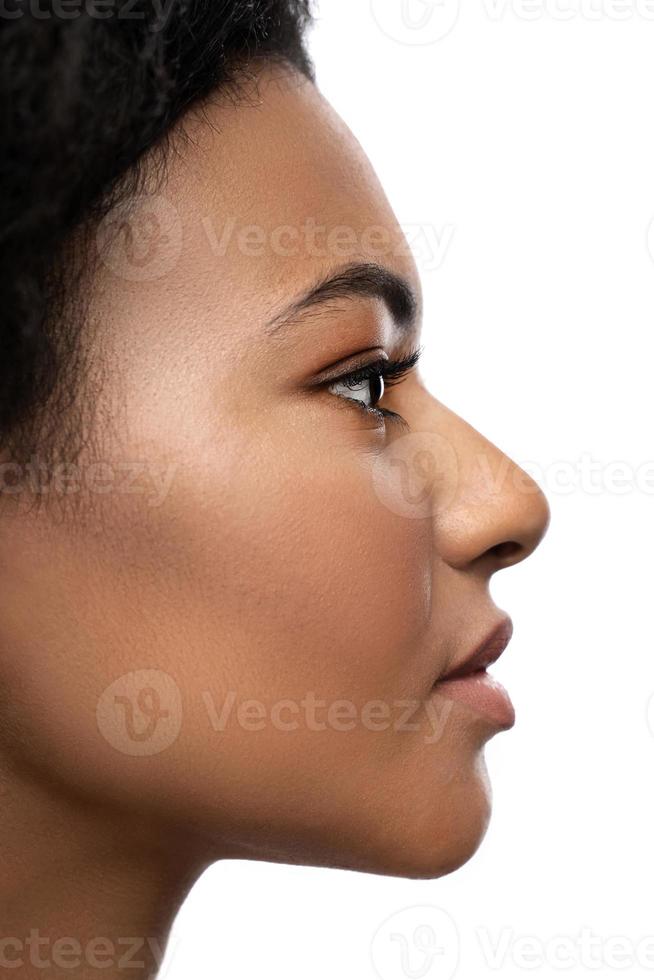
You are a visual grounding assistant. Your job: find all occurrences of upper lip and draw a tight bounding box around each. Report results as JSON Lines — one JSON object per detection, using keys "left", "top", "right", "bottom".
{"left": 439, "top": 616, "right": 514, "bottom": 681}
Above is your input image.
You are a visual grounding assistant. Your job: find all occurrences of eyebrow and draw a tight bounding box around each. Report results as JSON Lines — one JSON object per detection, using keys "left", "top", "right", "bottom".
{"left": 264, "top": 261, "right": 420, "bottom": 335}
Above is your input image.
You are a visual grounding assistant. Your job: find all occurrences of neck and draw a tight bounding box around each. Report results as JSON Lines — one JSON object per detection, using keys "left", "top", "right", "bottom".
{"left": 0, "top": 762, "right": 208, "bottom": 980}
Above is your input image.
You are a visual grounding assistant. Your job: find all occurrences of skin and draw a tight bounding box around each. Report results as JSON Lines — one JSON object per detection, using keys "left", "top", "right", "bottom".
{"left": 0, "top": 63, "right": 550, "bottom": 977}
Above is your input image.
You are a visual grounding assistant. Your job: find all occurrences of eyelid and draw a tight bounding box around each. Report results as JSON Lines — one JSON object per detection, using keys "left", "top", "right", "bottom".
{"left": 322, "top": 343, "right": 424, "bottom": 431}
{"left": 342, "top": 345, "right": 423, "bottom": 388}
{"left": 312, "top": 343, "right": 423, "bottom": 389}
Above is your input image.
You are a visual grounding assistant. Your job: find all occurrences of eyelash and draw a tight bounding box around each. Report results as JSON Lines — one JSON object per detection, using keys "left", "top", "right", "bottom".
{"left": 327, "top": 345, "right": 424, "bottom": 426}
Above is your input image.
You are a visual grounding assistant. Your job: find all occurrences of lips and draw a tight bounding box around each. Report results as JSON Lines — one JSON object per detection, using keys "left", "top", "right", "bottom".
{"left": 432, "top": 616, "right": 516, "bottom": 729}
{"left": 440, "top": 617, "right": 514, "bottom": 682}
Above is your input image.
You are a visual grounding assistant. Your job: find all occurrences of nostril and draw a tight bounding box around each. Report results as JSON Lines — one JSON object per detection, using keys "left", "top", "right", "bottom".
{"left": 489, "top": 541, "right": 522, "bottom": 563}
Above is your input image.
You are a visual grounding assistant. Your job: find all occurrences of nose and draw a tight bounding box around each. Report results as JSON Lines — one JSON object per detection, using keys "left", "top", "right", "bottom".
{"left": 417, "top": 395, "right": 551, "bottom": 575}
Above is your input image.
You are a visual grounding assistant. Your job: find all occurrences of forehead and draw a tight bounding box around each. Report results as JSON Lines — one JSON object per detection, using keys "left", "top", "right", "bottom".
{"left": 91, "top": 63, "right": 422, "bottom": 370}
{"left": 158, "top": 64, "right": 421, "bottom": 322}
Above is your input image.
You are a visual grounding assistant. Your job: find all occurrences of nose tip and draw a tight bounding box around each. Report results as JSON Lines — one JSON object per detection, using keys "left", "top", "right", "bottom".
{"left": 483, "top": 486, "right": 551, "bottom": 572}
{"left": 434, "top": 455, "right": 551, "bottom": 575}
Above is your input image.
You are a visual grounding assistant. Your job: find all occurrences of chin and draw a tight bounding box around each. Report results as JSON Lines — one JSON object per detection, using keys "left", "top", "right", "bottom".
{"left": 327, "top": 813, "right": 492, "bottom": 881}
{"left": 315, "top": 757, "right": 494, "bottom": 881}
{"left": 373, "top": 749, "right": 494, "bottom": 880}
{"left": 385, "top": 815, "right": 492, "bottom": 881}
{"left": 371, "top": 799, "right": 492, "bottom": 881}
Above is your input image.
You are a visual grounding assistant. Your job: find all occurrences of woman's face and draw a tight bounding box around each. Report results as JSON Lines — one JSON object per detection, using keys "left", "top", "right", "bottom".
{"left": 1, "top": 65, "right": 550, "bottom": 879}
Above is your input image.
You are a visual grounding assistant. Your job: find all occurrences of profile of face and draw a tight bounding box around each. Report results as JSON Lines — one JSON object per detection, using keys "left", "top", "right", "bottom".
{"left": 0, "top": 64, "right": 550, "bottom": 889}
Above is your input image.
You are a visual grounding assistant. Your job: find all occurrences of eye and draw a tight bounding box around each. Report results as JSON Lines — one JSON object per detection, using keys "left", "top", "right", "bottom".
{"left": 326, "top": 345, "right": 424, "bottom": 425}
{"left": 328, "top": 369, "right": 385, "bottom": 412}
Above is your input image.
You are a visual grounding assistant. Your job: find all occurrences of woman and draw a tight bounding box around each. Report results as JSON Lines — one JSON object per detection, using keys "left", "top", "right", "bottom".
{"left": 0, "top": 0, "right": 550, "bottom": 974}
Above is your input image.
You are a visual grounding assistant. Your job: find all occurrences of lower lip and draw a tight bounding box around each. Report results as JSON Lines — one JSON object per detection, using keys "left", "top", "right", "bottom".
{"left": 433, "top": 670, "right": 515, "bottom": 729}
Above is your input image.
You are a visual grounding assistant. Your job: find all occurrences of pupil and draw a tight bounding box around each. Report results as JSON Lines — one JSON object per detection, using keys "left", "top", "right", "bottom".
{"left": 370, "top": 374, "right": 384, "bottom": 407}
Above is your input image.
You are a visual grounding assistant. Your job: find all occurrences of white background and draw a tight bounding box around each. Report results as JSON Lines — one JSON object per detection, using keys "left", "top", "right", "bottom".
{"left": 163, "top": 2, "right": 654, "bottom": 977}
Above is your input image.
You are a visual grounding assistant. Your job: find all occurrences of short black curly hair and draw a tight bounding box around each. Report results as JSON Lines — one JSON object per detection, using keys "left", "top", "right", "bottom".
{"left": 0, "top": 0, "right": 314, "bottom": 467}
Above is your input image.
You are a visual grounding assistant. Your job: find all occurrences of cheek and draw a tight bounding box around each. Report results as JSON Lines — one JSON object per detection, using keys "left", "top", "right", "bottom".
{"left": 127, "top": 428, "right": 435, "bottom": 706}
{"left": 8, "top": 422, "right": 434, "bottom": 787}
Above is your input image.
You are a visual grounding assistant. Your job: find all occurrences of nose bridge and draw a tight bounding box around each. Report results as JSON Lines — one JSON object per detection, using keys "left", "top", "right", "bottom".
{"left": 416, "top": 393, "right": 551, "bottom": 572}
